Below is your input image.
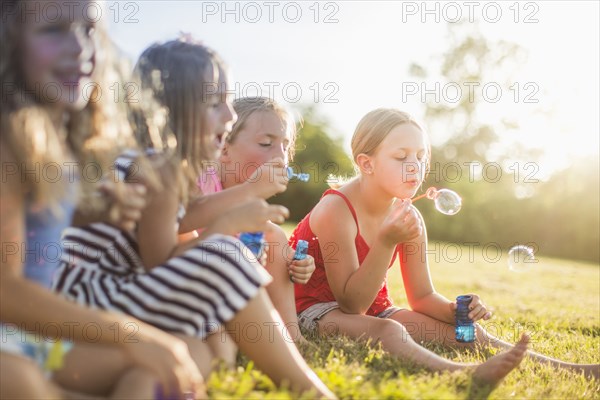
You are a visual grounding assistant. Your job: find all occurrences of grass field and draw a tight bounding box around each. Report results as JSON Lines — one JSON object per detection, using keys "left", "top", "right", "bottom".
{"left": 207, "top": 235, "right": 600, "bottom": 399}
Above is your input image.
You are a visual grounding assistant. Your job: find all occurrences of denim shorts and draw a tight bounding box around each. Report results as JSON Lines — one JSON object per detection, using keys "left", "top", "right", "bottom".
{"left": 297, "top": 301, "right": 404, "bottom": 332}
{"left": 1, "top": 323, "right": 73, "bottom": 377}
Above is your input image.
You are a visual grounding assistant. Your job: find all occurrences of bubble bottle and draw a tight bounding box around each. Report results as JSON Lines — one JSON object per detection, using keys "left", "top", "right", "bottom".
{"left": 289, "top": 240, "right": 309, "bottom": 282}
{"left": 239, "top": 232, "right": 265, "bottom": 258}
{"left": 455, "top": 295, "right": 475, "bottom": 343}
{"left": 293, "top": 240, "right": 309, "bottom": 260}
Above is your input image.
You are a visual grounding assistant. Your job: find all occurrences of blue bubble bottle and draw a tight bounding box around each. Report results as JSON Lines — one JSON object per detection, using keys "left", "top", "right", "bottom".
{"left": 455, "top": 295, "right": 475, "bottom": 343}
{"left": 293, "top": 240, "right": 309, "bottom": 260}
{"left": 289, "top": 240, "right": 309, "bottom": 282}
{"left": 239, "top": 232, "right": 265, "bottom": 258}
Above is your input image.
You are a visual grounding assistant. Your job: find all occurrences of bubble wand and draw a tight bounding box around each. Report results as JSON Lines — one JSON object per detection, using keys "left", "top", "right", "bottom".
{"left": 411, "top": 187, "right": 462, "bottom": 215}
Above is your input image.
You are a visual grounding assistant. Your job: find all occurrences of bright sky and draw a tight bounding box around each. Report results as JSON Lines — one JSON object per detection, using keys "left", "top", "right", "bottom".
{"left": 106, "top": 1, "right": 599, "bottom": 178}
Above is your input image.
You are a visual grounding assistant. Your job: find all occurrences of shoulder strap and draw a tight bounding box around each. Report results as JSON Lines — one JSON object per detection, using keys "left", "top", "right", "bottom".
{"left": 322, "top": 189, "right": 360, "bottom": 234}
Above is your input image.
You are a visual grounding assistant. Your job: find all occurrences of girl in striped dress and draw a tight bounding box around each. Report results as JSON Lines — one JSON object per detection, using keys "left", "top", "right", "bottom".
{"left": 53, "top": 37, "right": 335, "bottom": 399}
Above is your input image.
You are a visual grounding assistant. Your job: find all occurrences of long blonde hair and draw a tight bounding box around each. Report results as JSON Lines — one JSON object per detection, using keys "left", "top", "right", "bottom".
{"left": 329, "top": 108, "right": 429, "bottom": 188}
{"left": 351, "top": 108, "right": 426, "bottom": 162}
{"left": 0, "top": 0, "right": 139, "bottom": 209}
{"left": 228, "top": 97, "right": 297, "bottom": 161}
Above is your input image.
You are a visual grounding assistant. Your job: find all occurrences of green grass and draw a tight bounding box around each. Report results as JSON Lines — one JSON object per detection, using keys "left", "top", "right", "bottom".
{"left": 208, "top": 239, "right": 600, "bottom": 399}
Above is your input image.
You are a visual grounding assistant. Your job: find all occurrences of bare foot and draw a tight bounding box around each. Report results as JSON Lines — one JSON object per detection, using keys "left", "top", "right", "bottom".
{"left": 472, "top": 334, "right": 530, "bottom": 387}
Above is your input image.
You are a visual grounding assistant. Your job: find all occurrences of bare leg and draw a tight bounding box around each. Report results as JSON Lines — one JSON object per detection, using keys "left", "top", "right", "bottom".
{"left": 390, "top": 310, "right": 599, "bottom": 379}
{"left": 264, "top": 248, "right": 306, "bottom": 345}
{"left": 53, "top": 344, "right": 175, "bottom": 399}
{"left": 1, "top": 352, "right": 64, "bottom": 399}
{"left": 53, "top": 344, "right": 128, "bottom": 396}
{"left": 225, "top": 288, "right": 336, "bottom": 399}
{"left": 203, "top": 330, "right": 237, "bottom": 370}
{"left": 174, "top": 334, "right": 216, "bottom": 379}
{"left": 109, "top": 369, "right": 156, "bottom": 400}
{"left": 317, "top": 310, "right": 528, "bottom": 387}
{"left": 0, "top": 350, "right": 148, "bottom": 400}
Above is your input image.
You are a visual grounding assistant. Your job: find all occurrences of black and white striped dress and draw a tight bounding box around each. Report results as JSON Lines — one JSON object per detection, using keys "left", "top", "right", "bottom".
{"left": 52, "top": 151, "right": 271, "bottom": 338}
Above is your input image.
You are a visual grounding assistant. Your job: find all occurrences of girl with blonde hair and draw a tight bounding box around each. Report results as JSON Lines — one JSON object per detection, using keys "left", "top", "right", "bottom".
{"left": 291, "top": 107, "right": 599, "bottom": 383}
{"left": 289, "top": 108, "right": 533, "bottom": 389}
{"left": 179, "top": 96, "right": 314, "bottom": 345}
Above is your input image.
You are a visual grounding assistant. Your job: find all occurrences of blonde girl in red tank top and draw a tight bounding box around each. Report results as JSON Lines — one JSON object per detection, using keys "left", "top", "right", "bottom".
{"left": 291, "top": 108, "right": 599, "bottom": 383}
{"left": 289, "top": 108, "right": 536, "bottom": 390}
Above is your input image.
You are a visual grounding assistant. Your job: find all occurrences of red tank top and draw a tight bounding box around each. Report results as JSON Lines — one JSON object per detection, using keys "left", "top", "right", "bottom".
{"left": 290, "top": 189, "right": 400, "bottom": 316}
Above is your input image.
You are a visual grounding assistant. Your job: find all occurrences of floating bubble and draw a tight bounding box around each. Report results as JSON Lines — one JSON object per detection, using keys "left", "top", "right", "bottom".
{"left": 412, "top": 187, "right": 462, "bottom": 215}
{"left": 508, "top": 245, "right": 536, "bottom": 272}
{"left": 432, "top": 189, "right": 462, "bottom": 215}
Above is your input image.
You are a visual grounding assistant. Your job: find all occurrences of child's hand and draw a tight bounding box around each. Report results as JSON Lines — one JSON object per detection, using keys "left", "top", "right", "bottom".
{"left": 288, "top": 254, "right": 316, "bottom": 284}
{"left": 122, "top": 329, "right": 206, "bottom": 398}
{"left": 99, "top": 180, "right": 147, "bottom": 232}
{"left": 245, "top": 158, "right": 288, "bottom": 199}
{"left": 215, "top": 198, "right": 289, "bottom": 235}
{"left": 378, "top": 199, "right": 422, "bottom": 246}
{"left": 449, "top": 294, "right": 493, "bottom": 322}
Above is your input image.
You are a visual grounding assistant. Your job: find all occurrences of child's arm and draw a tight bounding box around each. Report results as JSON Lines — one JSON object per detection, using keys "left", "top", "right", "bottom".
{"left": 398, "top": 207, "right": 490, "bottom": 323}
{"left": 135, "top": 157, "right": 181, "bottom": 270}
{"left": 264, "top": 224, "right": 315, "bottom": 284}
{"left": 263, "top": 224, "right": 312, "bottom": 343}
{"left": 0, "top": 147, "right": 202, "bottom": 396}
{"left": 179, "top": 158, "right": 288, "bottom": 234}
{"left": 179, "top": 183, "right": 258, "bottom": 234}
{"left": 312, "top": 197, "right": 430, "bottom": 314}
{"left": 392, "top": 206, "right": 451, "bottom": 322}
{"left": 177, "top": 200, "right": 290, "bottom": 252}
{"left": 263, "top": 225, "right": 297, "bottom": 316}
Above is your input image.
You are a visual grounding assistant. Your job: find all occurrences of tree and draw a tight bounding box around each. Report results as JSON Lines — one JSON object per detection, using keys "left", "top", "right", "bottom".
{"left": 410, "top": 22, "right": 599, "bottom": 262}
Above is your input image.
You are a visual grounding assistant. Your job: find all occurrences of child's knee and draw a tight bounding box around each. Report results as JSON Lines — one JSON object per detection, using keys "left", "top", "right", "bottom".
{"left": 110, "top": 368, "right": 157, "bottom": 399}
{"left": 377, "top": 318, "right": 411, "bottom": 343}
{"left": 1, "top": 353, "right": 61, "bottom": 399}
{"left": 175, "top": 334, "right": 219, "bottom": 377}
{"left": 207, "top": 332, "right": 237, "bottom": 368}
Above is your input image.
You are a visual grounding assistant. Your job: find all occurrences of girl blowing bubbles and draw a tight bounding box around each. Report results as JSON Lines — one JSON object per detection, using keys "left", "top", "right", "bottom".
{"left": 290, "top": 108, "right": 531, "bottom": 389}
{"left": 294, "top": 108, "right": 599, "bottom": 380}
{"left": 1, "top": 1, "right": 203, "bottom": 398}
{"left": 179, "top": 96, "right": 316, "bottom": 345}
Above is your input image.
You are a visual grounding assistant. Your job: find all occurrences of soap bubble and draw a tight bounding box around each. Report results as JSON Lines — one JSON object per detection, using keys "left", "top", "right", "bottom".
{"left": 431, "top": 188, "right": 462, "bottom": 215}
{"left": 412, "top": 187, "right": 462, "bottom": 215}
{"left": 508, "top": 245, "right": 536, "bottom": 272}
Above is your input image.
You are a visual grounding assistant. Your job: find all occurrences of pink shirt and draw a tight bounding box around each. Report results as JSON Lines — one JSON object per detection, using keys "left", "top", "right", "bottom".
{"left": 198, "top": 168, "right": 223, "bottom": 195}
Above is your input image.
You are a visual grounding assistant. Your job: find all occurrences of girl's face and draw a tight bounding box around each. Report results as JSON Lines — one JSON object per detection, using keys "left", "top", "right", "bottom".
{"left": 204, "top": 70, "right": 237, "bottom": 160}
{"left": 21, "top": 1, "right": 96, "bottom": 112}
{"left": 220, "top": 110, "right": 290, "bottom": 182}
{"left": 368, "top": 123, "right": 428, "bottom": 199}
